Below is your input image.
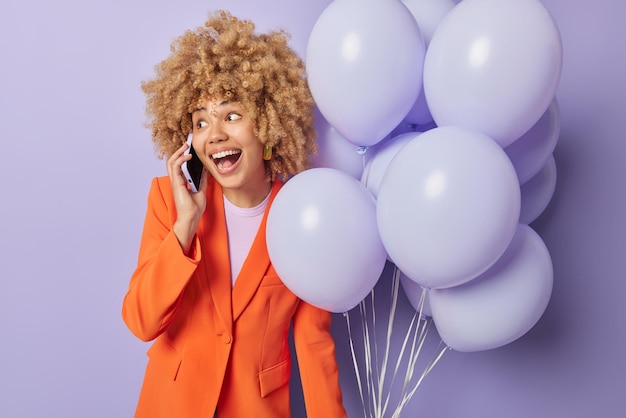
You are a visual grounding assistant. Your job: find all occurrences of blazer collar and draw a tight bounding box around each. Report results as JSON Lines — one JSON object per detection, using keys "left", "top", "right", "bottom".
{"left": 199, "top": 179, "right": 283, "bottom": 327}
{"left": 231, "top": 180, "right": 282, "bottom": 321}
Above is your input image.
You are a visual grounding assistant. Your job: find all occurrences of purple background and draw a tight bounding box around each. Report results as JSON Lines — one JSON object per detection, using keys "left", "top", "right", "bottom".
{"left": 0, "top": 0, "right": 624, "bottom": 417}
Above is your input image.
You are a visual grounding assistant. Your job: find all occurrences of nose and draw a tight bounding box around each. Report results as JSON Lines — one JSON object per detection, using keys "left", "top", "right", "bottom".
{"left": 208, "top": 121, "right": 227, "bottom": 144}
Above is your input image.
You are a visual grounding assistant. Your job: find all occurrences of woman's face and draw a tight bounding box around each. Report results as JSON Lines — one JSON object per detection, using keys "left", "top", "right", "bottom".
{"left": 191, "top": 99, "right": 269, "bottom": 207}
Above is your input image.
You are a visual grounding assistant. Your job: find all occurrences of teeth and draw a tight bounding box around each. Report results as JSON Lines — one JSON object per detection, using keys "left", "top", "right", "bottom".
{"left": 212, "top": 150, "right": 241, "bottom": 159}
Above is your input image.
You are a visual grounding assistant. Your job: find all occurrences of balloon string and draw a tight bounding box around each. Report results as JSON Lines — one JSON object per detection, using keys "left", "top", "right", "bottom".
{"left": 370, "top": 288, "right": 380, "bottom": 388}
{"left": 384, "top": 302, "right": 421, "bottom": 414}
{"left": 384, "top": 270, "right": 427, "bottom": 417}
{"left": 345, "top": 311, "right": 368, "bottom": 418}
{"left": 370, "top": 289, "right": 381, "bottom": 416}
{"left": 350, "top": 269, "right": 447, "bottom": 417}
{"left": 360, "top": 299, "right": 376, "bottom": 417}
{"left": 395, "top": 342, "right": 449, "bottom": 415}
{"left": 404, "top": 289, "right": 429, "bottom": 385}
{"left": 378, "top": 266, "right": 400, "bottom": 416}
{"left": 394, "top": 316, "right": 432, "bottom": 417}
{"left": 392, "top": 288, "right": 435, "bottom": 417}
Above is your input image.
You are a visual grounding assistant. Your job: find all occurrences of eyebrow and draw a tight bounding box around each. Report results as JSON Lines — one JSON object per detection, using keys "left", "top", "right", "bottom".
{"left": 192, "top": 100, "right": 231, "bottom": 113}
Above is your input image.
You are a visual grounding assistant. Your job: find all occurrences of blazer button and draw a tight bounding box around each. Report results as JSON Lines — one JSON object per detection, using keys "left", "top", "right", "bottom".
{"left": 219, "top": 333, "right": 232, "bottom": 344}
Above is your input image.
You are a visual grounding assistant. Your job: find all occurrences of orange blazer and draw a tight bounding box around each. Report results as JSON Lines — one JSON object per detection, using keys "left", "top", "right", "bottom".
{"left": 122, "top": 176, "right": 346, "bottom": 418}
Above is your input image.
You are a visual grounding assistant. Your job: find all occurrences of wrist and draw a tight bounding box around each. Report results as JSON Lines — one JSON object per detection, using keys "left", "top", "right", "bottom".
{"left": 173, "top": 219, "right": 199, "bottom": 255}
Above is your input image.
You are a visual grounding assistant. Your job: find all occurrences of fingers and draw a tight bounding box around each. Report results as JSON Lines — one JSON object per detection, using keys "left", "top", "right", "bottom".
{"left": 166, "top": 142, "right": 189, "bottom": 174}
{"left": 166, "top": 142, "right": 192, "bottom": 189}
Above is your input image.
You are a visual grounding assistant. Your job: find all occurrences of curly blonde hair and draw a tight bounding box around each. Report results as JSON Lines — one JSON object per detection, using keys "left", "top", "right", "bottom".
{"left": 141, "top": 10, "right": 317, "bottom": 180}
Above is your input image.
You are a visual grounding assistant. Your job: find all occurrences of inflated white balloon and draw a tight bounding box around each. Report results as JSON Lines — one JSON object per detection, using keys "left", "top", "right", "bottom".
{"left": 520, "top": 155, "right": 557, "bottom": 224}
{"left": 376, "top": 126, "right": 520, "bottom": 289}
{"left": 361, "top": 132, "right": 417, "bottom": 198}
{"left": 311, "top": 108, "right": 368, "bottom": 180}
{"left": 505, "top": 99, "right": 560, "bottom": 185}
{"left": 423, "top": 0, "right": 563, "bottom": 147}
{"left": 307, "top": 0, "right": 425, "bottom": 146}
{"left": 401, "top": 0, "right": 457, "bottom": 125}
{"left": 430, "top": 224, "right": 553, "bottom": 352}
{"left": 402, "top": 0, "right": 457, "bottom": 45}
{"left": 266, "top": 168, "right": 387, "bottom": 313}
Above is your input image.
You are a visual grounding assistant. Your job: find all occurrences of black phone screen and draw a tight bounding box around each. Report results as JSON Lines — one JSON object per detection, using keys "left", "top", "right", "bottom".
{"left": 184, "top": 145, "right": 203, "bottom": 192}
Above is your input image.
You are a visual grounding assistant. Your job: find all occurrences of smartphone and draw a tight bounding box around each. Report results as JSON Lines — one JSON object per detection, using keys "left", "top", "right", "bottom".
{"left": 182, "top": 133, "right": 203, "bottom": 193}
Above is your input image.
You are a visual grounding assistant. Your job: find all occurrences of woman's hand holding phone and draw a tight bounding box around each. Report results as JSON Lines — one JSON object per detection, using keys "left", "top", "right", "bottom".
{"left": 166, "top": 134, "right": 208, "bottom": 254}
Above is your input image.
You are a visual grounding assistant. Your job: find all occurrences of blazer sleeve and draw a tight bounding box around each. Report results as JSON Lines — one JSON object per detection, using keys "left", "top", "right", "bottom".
{"left": 122, "top": 177, "right": 202, "bottom": 342}
{"left": 293, "top": 301, "right": 347, "bottom": 418}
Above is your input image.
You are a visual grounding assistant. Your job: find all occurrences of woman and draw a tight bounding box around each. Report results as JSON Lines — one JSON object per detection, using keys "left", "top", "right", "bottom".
{"left": 122, "top": 10, "right": 347, "bottom": 418}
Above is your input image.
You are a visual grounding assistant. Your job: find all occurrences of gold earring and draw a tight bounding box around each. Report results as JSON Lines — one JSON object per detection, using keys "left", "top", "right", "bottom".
{"left": 263, "top": 143, "right": 272, "bottom": 161}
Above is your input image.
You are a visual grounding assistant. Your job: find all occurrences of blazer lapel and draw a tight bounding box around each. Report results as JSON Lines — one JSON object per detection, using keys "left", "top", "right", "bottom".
{"left": 198, "top": 179, "right": 233, "bottom": 330}
{"left": 231, "top": 180, "right": 282, "bottom": 322}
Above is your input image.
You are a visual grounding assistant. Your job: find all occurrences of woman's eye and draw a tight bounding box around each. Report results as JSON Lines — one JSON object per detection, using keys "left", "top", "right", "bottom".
{"left": 197, "top": 120, "right": 208, "bottom": 128}
{"left": 227, "top": 113, "right": 242, "bottom": 122}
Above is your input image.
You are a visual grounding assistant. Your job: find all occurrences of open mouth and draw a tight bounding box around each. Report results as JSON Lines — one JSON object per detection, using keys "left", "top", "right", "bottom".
{"left": 211, "top": 149, "right": 242, "bottom": 172}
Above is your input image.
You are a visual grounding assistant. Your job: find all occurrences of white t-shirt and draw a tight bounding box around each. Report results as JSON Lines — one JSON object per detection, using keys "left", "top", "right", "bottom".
{"left": 223, "top": 192, "right": 271, "bottom": 286}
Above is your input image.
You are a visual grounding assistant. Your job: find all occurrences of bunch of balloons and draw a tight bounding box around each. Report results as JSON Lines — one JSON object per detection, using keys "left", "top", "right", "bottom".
{"left": 267, "top": 0, "right": 561, "bottom": 353}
